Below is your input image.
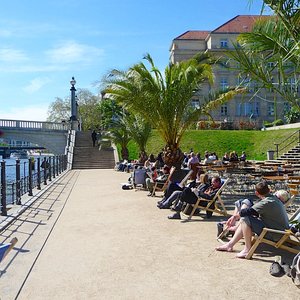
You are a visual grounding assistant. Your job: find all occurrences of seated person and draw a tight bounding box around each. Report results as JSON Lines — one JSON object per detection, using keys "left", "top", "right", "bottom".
{"left": 216, "top": 181, "right": 289, "bottom": 258}
{"left": 187, "top": 152, "right": 199, "bottom": 169}
{"left": 158, "top": 173, "right": 209, "bottom": 209}
{"left": 203, "top": 153, "right": 213, "bottom": 165}
{"left": 239, "top": 151, "right": 247, "bottom": 162}
{"left": 229, "top": 151, "right": 239, "bottom": 162}
{"left": 146, "top": 165, "right": 170, "bottom": 196}
{"left": 274, "top": 189, "right": 290, "bottom": 205}
{"left": 145, "top": 166, "right": 158, "bottom": 196}
{"left": 168, "top": 175, "right": 222, "bottom": 219}
{"left": 144, "top": 153, "right": 157, "bottom": 169}
{"left": 217, "top": 198, "right": 253, "bottom": 237}
{"left": 222, "top": 152, "right": 230, "bottom": 162}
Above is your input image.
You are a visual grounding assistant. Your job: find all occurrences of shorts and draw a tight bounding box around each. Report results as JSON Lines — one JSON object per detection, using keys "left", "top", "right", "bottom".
{"left": 242, "top": 216, "right": 265, "bottom": 235}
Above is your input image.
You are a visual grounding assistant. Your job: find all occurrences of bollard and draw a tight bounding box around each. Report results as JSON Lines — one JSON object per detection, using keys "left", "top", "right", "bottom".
{"left": 28, "top": 158, "right": 33, "bottom": 196}
{"left": 16, "top": 159, "right": 21, "bottom": 205}
{"left": 37, "top": 157, "right": 41, "bottom": 190}
{"left": 1, "top": 161, "right": 7, "bottom": 216}
{"left": 42, "top": 157, "right": 47, "bottom": 185}
{"left": 56, "top": 156, "right": 59, "bottom": 176}
{"left": 48, "top": 157, "right": 52, "bottom": 182}
{"left": 52, "top": 156, "right": 56, "bottom": 179}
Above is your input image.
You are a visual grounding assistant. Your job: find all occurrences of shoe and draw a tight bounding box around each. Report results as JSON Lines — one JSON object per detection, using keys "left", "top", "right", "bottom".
{"left": 168, "top": 212, "right": 181, "bottom": 220}
{"left": 147, "top": 192, "right": 153, "bottom": 196}
{"left": 280, "top": 262, "right": 291, "bottom": 277}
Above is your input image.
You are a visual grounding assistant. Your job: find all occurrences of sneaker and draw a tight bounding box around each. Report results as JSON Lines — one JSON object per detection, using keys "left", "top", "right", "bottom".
{"left": 168, "top": 212, "right": 181, "bottom": 220}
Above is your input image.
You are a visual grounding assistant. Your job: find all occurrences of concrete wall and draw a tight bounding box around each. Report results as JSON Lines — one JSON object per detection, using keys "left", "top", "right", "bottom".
{"left": 1, "top": 128, "right": 68, "bottom": 154}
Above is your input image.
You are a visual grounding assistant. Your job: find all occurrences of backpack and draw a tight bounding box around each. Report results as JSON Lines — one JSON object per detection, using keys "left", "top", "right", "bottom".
{"left": 290, "top": 252, "right": 300, "bottom": 288}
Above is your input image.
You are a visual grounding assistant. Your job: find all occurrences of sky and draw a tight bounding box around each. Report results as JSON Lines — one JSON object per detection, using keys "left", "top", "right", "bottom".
{"left": 0, "top": 0, "right": 268, "bottom": 121}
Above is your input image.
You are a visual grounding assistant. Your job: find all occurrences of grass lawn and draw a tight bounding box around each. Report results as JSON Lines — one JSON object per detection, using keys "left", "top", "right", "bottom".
{"left": 120, "top": 128, "right": 299, "bottom": 161}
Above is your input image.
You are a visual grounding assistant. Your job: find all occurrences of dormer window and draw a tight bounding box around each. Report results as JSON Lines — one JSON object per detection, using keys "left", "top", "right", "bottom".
{"left": 220, "top": 39, "right": 228, "bottom": 48}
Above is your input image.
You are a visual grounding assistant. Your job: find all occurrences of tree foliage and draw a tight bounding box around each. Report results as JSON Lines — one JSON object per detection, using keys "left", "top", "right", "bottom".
{"left": 230, "top": 1, "right": 300, "bottom": 111}
{"left": 47, "top": 88, "right": 101, "bottom": 130}
{"left": 104, "top": 53, "right": 243, "bottom": 156}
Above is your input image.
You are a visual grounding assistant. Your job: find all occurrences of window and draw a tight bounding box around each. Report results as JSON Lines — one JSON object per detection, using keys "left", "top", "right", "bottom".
{"left": 191, "top": 99, "right": 200, "bottom": 109}
{"left": 220, "top": 39, "right": 228, "bottom": 48}
{"left": 220, "top": 78, "right": 228, "bottom": 90}
{"left": 236, "top": 102, "right": 260, "bottom": 117}
{"left": 221, "top": 104, "right": 228, "bottom": 116}
{"left": 268, "top": 104, "right": 275, "bottom": 116}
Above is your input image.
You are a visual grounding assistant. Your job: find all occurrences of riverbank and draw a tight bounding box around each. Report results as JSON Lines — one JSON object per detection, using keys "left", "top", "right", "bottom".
{"left": 0, "top": 169, "right": 299, "bottom": 299}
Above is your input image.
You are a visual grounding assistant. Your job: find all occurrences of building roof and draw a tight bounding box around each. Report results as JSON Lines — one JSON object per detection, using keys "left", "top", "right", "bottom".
{"left": 174, "top": 30, "right": 210, "bottom": 40}
{"left": 212, "top": 15, "right": 270, "bottom": 34}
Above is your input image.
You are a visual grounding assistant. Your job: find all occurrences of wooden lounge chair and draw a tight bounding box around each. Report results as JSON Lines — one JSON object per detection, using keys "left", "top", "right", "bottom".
{"left": 151, "top": 166, "right": 176, "bottom": 196}
{"left": 246, "top": 207, "right": 300, "bottom": 259}
{"left": 0, "top": 237, "right": 18, "bottom": 263}
{"left": 185, "top": 178, "right": 230, "bottom": 220}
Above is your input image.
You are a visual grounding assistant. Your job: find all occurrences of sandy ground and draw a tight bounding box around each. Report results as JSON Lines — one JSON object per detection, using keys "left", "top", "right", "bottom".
{"left": 0, "top": 169, "right": 299, "bottom": 300}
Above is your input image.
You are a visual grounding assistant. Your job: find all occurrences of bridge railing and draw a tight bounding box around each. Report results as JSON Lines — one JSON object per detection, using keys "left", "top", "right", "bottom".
{"left": 0, "top": 119, "right": 71, "bottom": 131}
{"left": 0, "top": 155, "right": 68, "bottom": 217}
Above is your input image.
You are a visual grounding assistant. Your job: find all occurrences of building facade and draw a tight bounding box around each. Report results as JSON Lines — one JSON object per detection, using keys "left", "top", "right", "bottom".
{"left": 169, "top": 15, "right": 294, "bottom": 129}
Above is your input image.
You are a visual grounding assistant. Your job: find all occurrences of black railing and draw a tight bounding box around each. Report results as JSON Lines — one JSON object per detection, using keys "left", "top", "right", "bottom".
{"left": 274, "top": 130, "right": 300, "bottom": 158}
{"left": 0, "top": 155, "right": 68, "bottom": 216}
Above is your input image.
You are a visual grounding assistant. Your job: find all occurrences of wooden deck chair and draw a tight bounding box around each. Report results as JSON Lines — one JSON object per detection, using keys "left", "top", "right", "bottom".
{"left": 151, "top": 166, "right": 176, "bottom": 196}
{"left": 177, "top": 169, "right": 193, "bottom": 189}
{"left": 0, "top": 237, "right": 18, "bottom": 263}
{"left": 186, "top": 178, "right": 230, "bottom": 220}
{"left": 246, "top": 207, "right": 300, "bottom": 259}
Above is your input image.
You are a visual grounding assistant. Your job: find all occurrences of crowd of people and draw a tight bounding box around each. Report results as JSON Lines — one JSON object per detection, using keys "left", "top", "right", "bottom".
{"left": 115, "top": 148, "right": 299, "bottom": 260}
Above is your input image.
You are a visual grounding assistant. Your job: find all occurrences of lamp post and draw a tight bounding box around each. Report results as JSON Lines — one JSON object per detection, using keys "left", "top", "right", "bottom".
{"left": 70, "top": 77, "right": 79, "bottom": 130}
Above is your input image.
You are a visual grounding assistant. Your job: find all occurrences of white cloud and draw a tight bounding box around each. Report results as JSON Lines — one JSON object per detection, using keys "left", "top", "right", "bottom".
{"left": 23, "top": 77, "right": 52, "bottom": 94}
{"left": 0, "top": 105, "right": 48, "bottom": 121}
{"left": 46, "top": 41, "right": 104, "bottom": 65}
{"left": 0, "top": 47, "right": 28, "bottom": 62}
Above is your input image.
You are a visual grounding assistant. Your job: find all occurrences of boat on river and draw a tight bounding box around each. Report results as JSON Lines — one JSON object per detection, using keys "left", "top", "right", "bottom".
{"left": 10, "top": 150, "right": 29, "bottom": 159}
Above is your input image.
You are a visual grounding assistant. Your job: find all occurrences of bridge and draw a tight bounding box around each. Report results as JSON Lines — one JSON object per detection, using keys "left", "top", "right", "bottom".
{"left": 0, "top": 119, "right": 72, "bottom": 156}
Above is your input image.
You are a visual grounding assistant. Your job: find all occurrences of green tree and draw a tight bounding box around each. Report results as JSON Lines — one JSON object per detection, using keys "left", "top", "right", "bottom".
{"left": 47, "top": 97, "right": 70, "bottom": 122}
{"left": 77, "top": 89, "right": 101, "bottom": 130}
{"left": 98, "top": 98, "right": 123, "bottom": 130}
{"left": 47, "top": 89, "right": 101, "bottom": 130}
{"left": 104, "top": 53, "right": 242, "bottom": 167}
{"left": 124, "top": 114, "right": 152, "bottom": 156}
{"left": 105, "top": 115, "right": 131, "bottom": 160}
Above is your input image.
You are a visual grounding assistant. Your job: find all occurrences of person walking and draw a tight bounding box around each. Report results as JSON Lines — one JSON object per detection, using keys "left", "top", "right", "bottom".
{"left": 91, "top": 130, "right": 97, "bottom": 147}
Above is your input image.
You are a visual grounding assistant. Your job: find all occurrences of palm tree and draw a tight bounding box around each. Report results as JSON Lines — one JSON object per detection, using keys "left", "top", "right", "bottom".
{"left": 124, "top": 114, "right": 152, "bottom": 158}
{"left": 104, "top": 54, "right": 243, "bottom": 167}
{"left": 230, "top": 2, "right": 300, "bottom": 112}
{"left": 106, "top": 121, "right": 131, "bottom": 160}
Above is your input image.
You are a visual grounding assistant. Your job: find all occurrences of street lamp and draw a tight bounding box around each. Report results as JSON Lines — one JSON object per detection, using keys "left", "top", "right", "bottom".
{"left": 70, "top": 77, "right": 79, "bottom": 130}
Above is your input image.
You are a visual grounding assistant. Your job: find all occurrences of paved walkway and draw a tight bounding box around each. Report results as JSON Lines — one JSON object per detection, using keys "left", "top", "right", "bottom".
{"left": 0, "top": 169, "right": 299, "bottom": 299}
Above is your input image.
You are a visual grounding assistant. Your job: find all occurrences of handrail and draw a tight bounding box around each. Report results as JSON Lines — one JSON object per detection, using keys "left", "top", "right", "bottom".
{"left": 274, "top": 129, "right": 300, "bottom": 158}
{"left": 0, "top": 119, "right": 71, "bottom": 131}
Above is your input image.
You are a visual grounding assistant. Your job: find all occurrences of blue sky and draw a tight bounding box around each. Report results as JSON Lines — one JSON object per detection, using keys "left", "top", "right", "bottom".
{"left": 0, "top": 0, "right": 267, "bottom": 121}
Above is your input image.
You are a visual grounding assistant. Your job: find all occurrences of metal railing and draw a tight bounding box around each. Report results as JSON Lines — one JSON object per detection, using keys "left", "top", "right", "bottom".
{"left": 274, "top": 130, "right": 300, "bottom": 158}
{"left": 0, "top": 155, "right": 68, "bottom": 216}
{"left": 0, "top": 119, "right": 71, "bottom": 131}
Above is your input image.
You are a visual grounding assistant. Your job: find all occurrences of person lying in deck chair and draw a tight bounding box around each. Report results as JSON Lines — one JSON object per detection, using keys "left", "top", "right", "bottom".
{"left": 0, "top": 237, "right": 18, "bottom": 263}
{"left": 158, "top": 173, "right": 209, "bottom": 209}
{"left": 167, "top": 175, "right": 222, "bottom": 220}
{"left": 216, "top": 181, "right": 289, "bottom": 258}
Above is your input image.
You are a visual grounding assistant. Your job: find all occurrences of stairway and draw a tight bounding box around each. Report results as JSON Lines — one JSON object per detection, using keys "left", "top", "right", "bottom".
{"left": 267, "top": 143, "right": 300, "bottom": 168}
{"left": 72, "top": 131, "right": 115, "bottom": 169}
{"left": 276, "top": 143, "right": 300, "bottom": 167}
